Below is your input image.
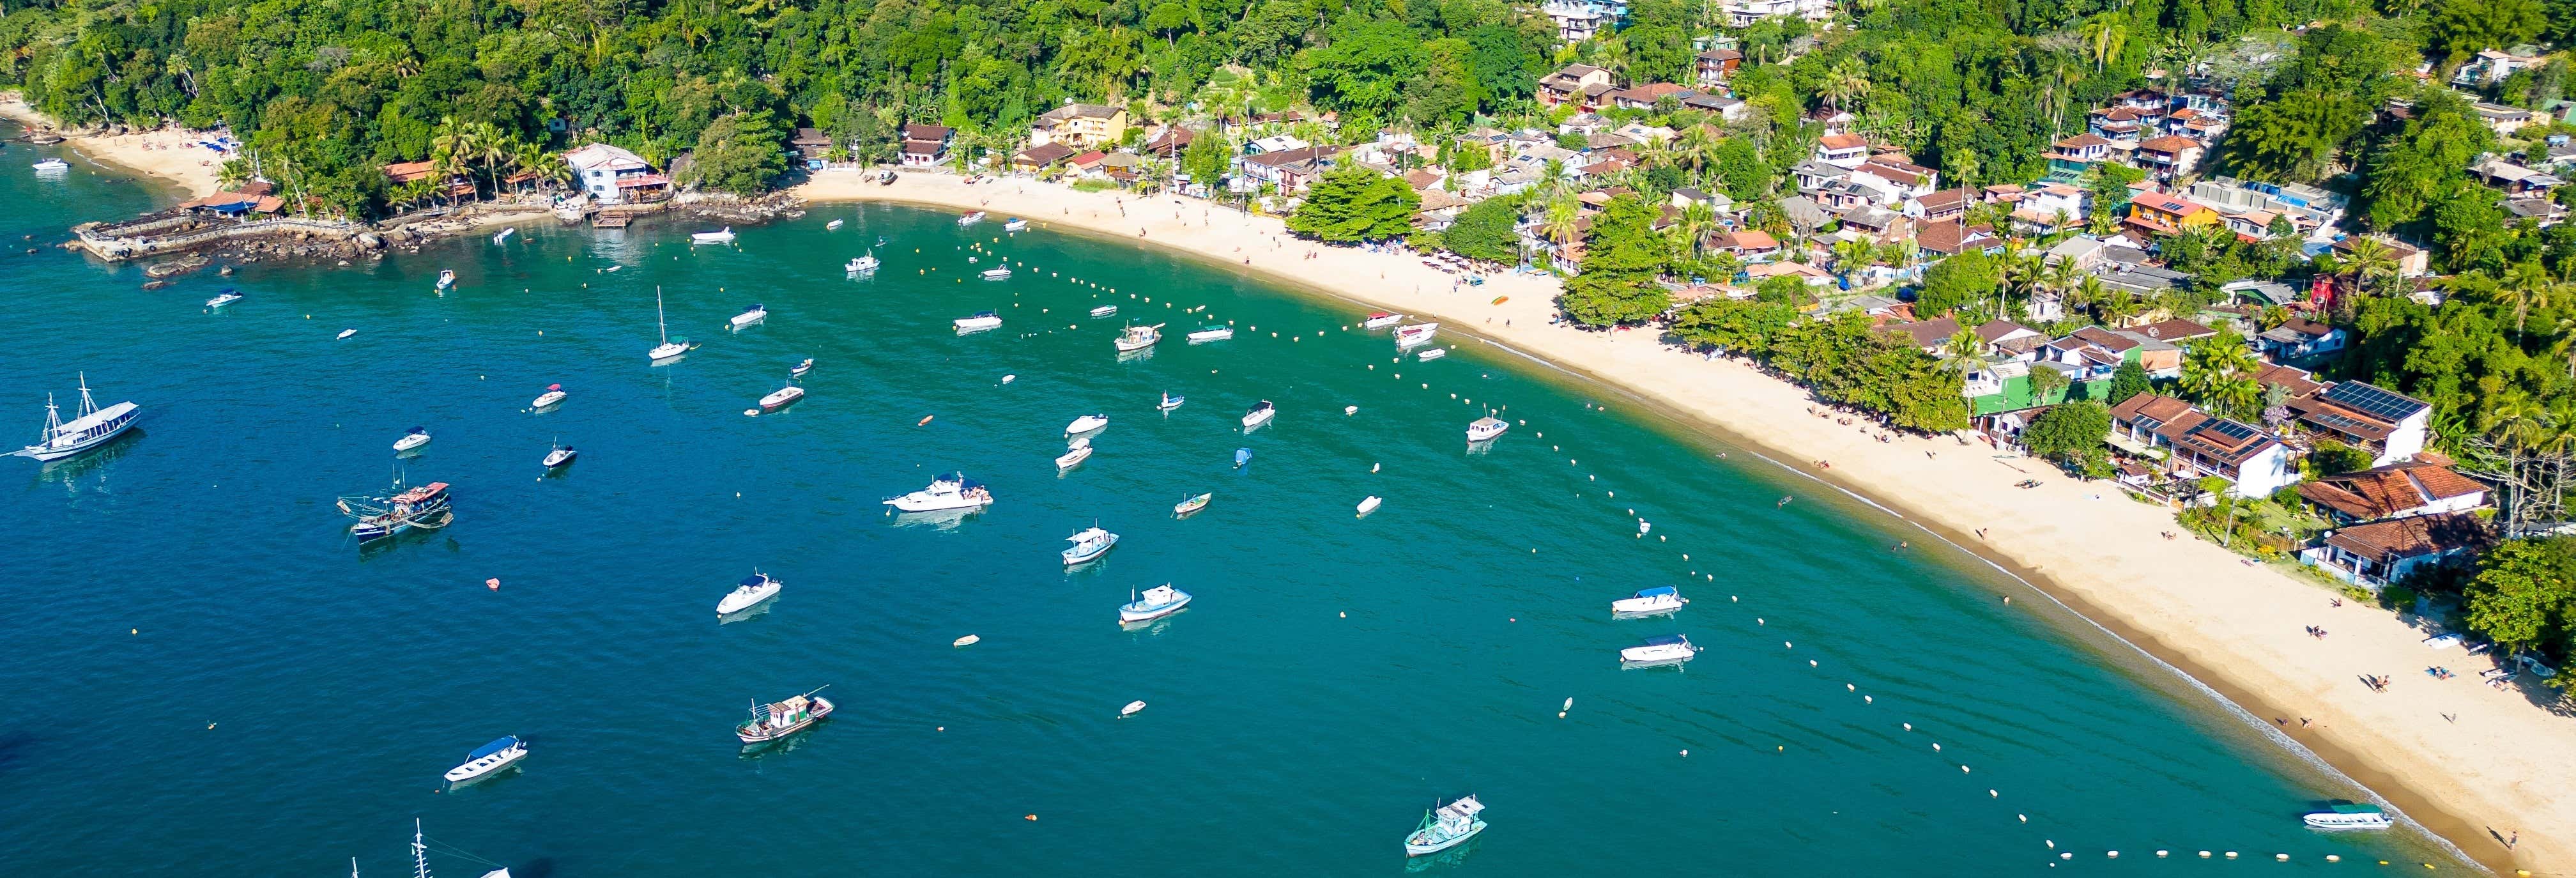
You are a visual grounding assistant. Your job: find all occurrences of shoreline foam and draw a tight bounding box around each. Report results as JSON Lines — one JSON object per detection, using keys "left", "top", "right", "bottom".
{"left": 796, "top": 168, "right": 2568, "bottom": 874}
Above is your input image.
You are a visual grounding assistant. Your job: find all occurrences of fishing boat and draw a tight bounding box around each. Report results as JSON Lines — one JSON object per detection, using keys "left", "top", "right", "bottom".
{"left": 1611, "top": 587, "right": 1687, "bottom": 616}
{"left": 1066, "top": 413, "right": 1110, "bottom": 435}
{"left": 884, "top": 472, "right": 994, "bottom": 512}
{"left": 1362, "top": 311, "right": 1404, "bottom": 330}
{"left": 790, "top": 358, "right": 814, "bottom": 378}
{"left": 442, "top": 736, "right": 526, "bottom": 785}
{"left": 758, "top": 385, "right": 806, "bottom": 412}
{"left": 1233, "top": 447, "right": 1252, "bottom": 468}
{"left": 1062, "top": 525, "right": 1119, "bottom": 564}
{"left": 530, "top": 383, "right": 567, "bottom": 409}
{"left": 1186, "top": 325, "right": 1233, "bottom": 343}
{"left": 10, "top": 374, "right": 139, "bottom": 461}
{"left": 729, "top": 304, "right": 767, "bottom": 328}
{"left": 717, "top": 572, "right": 783, "bottom": 615}
{"left": 1119, "top": 583, "right": 1191, "bottom": 622}
{"left": 1158, "top": 392, "right": 1184, "bottom": 412}
{"left": 648, "top": 286, "right": 693, "bottom": 361}
{"left": 541, "top": 440, "right": 577, "bottom": 468}
{"left": 1466, "top": 415, "right": 1508, "bottom": 442}
{"left": 1395, "top": 323, "right": 1439, "bottom": 346}
{"left": 436, "top": 270, "right": 456, "bottom": 291}
{"left": 690, "top": 227, "right": 736, "bottom": 244}
{"left": 1004, "top": 218, "right": 1029, "bottom": 232}
{"left": 338, "top": 328, "right": 359, "bottom": 340}
{"left": 1241, "top": 400, "right": 1276, "bottom": 430}
{"left": 954, "top": 311, "right": 1003, "bottom": 332}
{"left": 826, "top": 219, "right": 845, "bottom": 230}
{"left": 2303, "top": 804, "right": 2393, "bottom": 831}
{"left": 1174, "top": 492, "right": 1211, "bottom": 516}
{"left": 491, "top": 227, "right": 515, "bottom": 245}
{"left": 958, "top": 212, "right": 986, "bottom": 226}
{"left": 1404, "top": 796, "right": 1487, "bottom": 857}
{"left": 1090, "top": 304, "right": 1118, "bottom": 318}
{"left": 1055, "top": 440, "right": 1093, "bottom": 470}
{"left": 1619, "top": 635, "right": 1699, "bottom": 666}
{"left": 393, "top": 427, "right": 433, "bottom": 453}
{"left": 1356, "top": 495, "right": 1383, "bottom": 516}
{"left": 31, "top": 157, "right": 71, "bottom": 172}
{"left": 339, "top": 476, "right": 453, "bottom": 542}
{"left": 736, "top": 687, "right": 834, "bottom": 744}
{"left": 846, "top": 253, "right": 880, "bottom": 273}
{"left": 981, "top": 266, "right": 1013, "bottom": 280}
{"left": 205, "top": 289, "right": 243, "bottom": 308}
{"left": 1417, "top": 348, "right": 1447, "bottom": 361}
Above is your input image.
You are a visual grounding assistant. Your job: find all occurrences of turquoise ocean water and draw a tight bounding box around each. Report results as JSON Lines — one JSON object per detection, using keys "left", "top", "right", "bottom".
{"left": 0, "top": 131, "right": 2477, "bottom": 875}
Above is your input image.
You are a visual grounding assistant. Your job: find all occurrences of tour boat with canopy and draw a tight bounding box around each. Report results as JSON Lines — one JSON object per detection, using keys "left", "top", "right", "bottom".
{"left": 442, "top": 736, "right": 526, "bottom": 785}
{"left": 1114, "top": 323, "right": 1162, "bottom": 352}
{"left": 1118, "top": 583, "right": 1192, "bottom": 623}
{"left": 1611, "top": 587, "right": 1687, "bottom": 616}
{"left": 339, "top": 475, "right": 453, "bottom": 543}
{"left": 2302, "top": 804, "right": 2393, "bottom": 831}
{"left": 1404, "top": 796, "right": 1487, "bottom": 857}
{"left": 1062, "top": 525, "right": 1119, "bottom": 564}
{"left": 10, "top": 374, "right": 139, "bottom": 461}
{"left": 1004, "top": 217, "right": 1029, "bottom": 232}
{"left": 736, "top": 687, "right": 834, "bottom": 743}
{"left": 1467, "top": 415, "right": 1508, "bottom": 442}
{"left": 884, "top": 472, "right": 994, "bottom": 512}
{"left": 717, "top": 572, "right": 783, "bottom": 615}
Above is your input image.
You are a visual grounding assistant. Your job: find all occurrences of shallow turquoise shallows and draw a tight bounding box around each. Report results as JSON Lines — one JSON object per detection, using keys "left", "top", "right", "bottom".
{"left": 0, "top": 135, "right": 2471, "bottom": 876}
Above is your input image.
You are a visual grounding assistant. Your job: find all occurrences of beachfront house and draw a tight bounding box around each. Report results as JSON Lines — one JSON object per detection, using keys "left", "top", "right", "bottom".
{"left": 1011, "top": 142, "right": 1078, "bottom": 173}
{"left": 2283, "top": 381, "right": 2432, "bottom": 467}
{"left": 2296, "top": 458, "right": 2488, "bottom": 525}
{"left": 383, "top": 161, "right": 478, "bottom": 201}
{"left": 901, "top": 124, "right": 954, "bottom": 167}
{"left": 1031, "top": 103, "right": 1130, "bottom": 149}
{"left": 564, "top": 144, "right": 670, "bottom": 204}
{"left": 2300, "top": 514, "right": 2490, "bottom": 589}
{"left": 2106, "top": 394, "right": 2297, "bottom": 498}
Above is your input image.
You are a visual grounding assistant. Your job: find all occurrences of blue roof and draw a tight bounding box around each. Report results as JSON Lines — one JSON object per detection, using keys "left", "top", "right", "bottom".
{"left": 1642, "top": 635, "right": 1690, "bottom": 647}
{"left": 1632, "top": 587, "right": 1677, "bottom": 597}
{"left": 466, "top": 736, "right": 520, "bottom": 760}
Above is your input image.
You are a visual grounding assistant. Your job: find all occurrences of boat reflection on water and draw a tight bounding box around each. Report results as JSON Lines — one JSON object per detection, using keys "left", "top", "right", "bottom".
{"left": 1114, "top": 345, "right": 1154, "bottom": 364}
{"left": 1466, "top": 438, "right": 1498, "bottom": 456}
{"left": 1117, "top": 612, "right": 1184, "bottom": 636}
{"left": 29, "top": 427, "right": 143, "bottom": 490}
{"left": 1403, "top": 836, "right": 1481, "bottom": 872}
{"left": 717, "top": 598, "right": 778, "bottom": 626}
{"left": 356, "top": 527, "right": 457, "bottom": 562}
{"left": 889, "top": 507, "right": 981, "bottom": 530}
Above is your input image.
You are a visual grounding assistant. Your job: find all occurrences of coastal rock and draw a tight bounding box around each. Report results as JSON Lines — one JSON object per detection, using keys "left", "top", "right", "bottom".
{"left": 355, "top": 233, "right": 382, "bottom": 250}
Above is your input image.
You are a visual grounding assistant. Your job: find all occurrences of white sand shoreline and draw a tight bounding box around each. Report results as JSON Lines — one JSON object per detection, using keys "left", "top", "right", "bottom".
{"left": 1, "top": 95, "right": 224, "bottom": 199}
{"left": 797, "top": 168, "right": 2570, "bottom": 874}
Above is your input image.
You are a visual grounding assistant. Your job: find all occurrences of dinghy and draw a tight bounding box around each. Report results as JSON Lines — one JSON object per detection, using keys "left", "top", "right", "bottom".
{"left": 953, "top": 634, "right": 981, "bottom": 647}
{"left": 1417, "top": 348, "right": 1446, "bottom": 361}
{"left": 717, "top": 572, "right": 783, "bottom": 615}
{"left": 443, "top": 736, "right": 527, "bottom": 785}
{"left": 337, "top": 328, "right": 358, "bottom": 340}
{"left": 1118, "top": 700, "right": 1147, "bottom": 718}
{"left": 1119, "top": 583, "right": 1192, "bottom": 622}
{"left": 1234, "top": 447, "right": 1252, "bottom": 468}
{"left": 790, "top": 358, "right": 814, "bottom": 378}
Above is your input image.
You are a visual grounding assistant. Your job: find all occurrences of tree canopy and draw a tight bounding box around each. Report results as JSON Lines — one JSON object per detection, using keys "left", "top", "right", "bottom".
{"left": 1287, "top": 166, "right": 1420, "bottom": 243}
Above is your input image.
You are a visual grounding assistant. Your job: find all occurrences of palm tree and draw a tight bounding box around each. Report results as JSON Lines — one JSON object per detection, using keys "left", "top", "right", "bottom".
{"left": 215, "top": 158, "right": 252, "bottom": 192}
{"left": 1675, "top": 124, "right": 1721, "bottom": 182}
{"left": 1830, "top": 238, "right": 1876, "bottom": 286}
{"left": 2080, "top": 15, "right": 2127, "bottom": 73}
{"left": 2339, "top": 236, "right": 2400, "bottom": 298}
{"left": 1680, "top": 201, "right": 1720, "bottom": 262}
{"left": 2181, "top": 337, "right": 2262, "bottom": 419}
{"left": 1541, "top": 196, "right": 1582, "bottom": 268}
{"left": 1821, "top": 59, "right": 1871, "bottom": 112}
{"left": 2496, "top": 260, "right": 2555, "bottom": 339}
{"left": 2068, "top": 273, "right": 2107, "bottom": 320}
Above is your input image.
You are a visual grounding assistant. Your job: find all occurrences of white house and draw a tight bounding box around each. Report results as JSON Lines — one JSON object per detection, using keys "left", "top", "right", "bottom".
{"left": 2285, "top": 381, "right": 2431, "bottom": 466}
{"left": 564, "top": 143, "right": 668, "bottom": 204}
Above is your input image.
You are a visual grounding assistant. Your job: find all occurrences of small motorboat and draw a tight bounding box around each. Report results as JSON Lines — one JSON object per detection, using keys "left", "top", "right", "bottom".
{"left": 737, "top": 688, "right": 834, "bottom": 743}
{"left": 1233, "top": 447, "right": 1252, "bottom": 468}
{"left": 442, "top": 736, "right": 527, "bottom": 785}
{"left": 884, "top": 472, "right": 994, "bottom": 512}
{"left": 1004, "top": 218, "right": 1029, "bottom": 232}
{"left": 953, "top": 635, "right": 980, "bottom": 647}
{"left": 2303, "top": 804, "right": 2393, "bottom": 831}
{"left": 205, "top": 289, "right": 243, "bottom": 308}
{"left": 1404, "top": 796, "right": 1487, "bottom": 858}
{"left": 1091, "top": 304, "right": 1119, "bottom": 318}
{"left": 846, "top": 253, "right": 880, "bottom": 273}
{"left": 758, "top": 385, "right": 806, "bottom": 412}
{"left": 1055, "top": 441, "right": 1093, "bottom": 470}
{"left": 1158, "top": 392, "right": 1184, "bottom": 412}
{"left": 492, "top": 227, "right": 515, "bottom": 244}
{"left": 1467, "top": 416, "right": 1508, "bottom": 442}
{"left": 1186, "top": 325, "right": 1233, "bottom": 343}
{"left": 393, "top": 427, "right": 433, "bottom": 453}
{"left": 1061, "top": 525, "right": 1119, "bottom": 564}
{"left": 1174, "top": 492, "right": 1211, "bottom": 516}
{"left": 1611, "top": 587, "right": 1687, "bottom": 616}
{"left": 691, "top": 227, "right": 737, "bottom": 244}
{"left": 790, "top": 358, "right": 814, "bottom": 378}
{"left": 1114, "top": 323, "right": 1161, "bottom": 352}
{"left": 730, "top": 304, "right": 767, "bottom": 328}
{"left": 31, "top": 157, "right": 72, "bottom": 172}
{"left": 1119, "top": 700, "right": 1147, "bottom": 718}
{"left": 1362, "top": 311, "right": 1404, "bottom": 330}
{"left": 826, "top": 219, "right": 845, "bottom": 230}
{"left": 1356, "top": 495, "right": 1383, "bottom": 516}
{"left": 436, "top": 270, "right": 456, "bottom": 291}
{"left": 1345, "top": 406, "right": 1358, "bottom": 416}
{"left": 958, "top": 212, "right": 986, "bottom": 226}
{"left": 981, "top": 266, "right": 1013, "bottom": 280}
{"left": 954, "top": 311, "right": 1002, "bottom": 332}
{"left": 1395, "top": 323, "right": 1439, "bottom": 347}
{"left": 1241, "top": 400, "right": 1276, "bottom": 430}
{"left": 1119, "top": 583, "right": 1192, "bottom": 622}
{"left": 717, "top": 572, "right": 783, "bottom": 615}
{"left": 1066, "top": 413, "right": 1110, "bottom": 435}
{"left": 337, "top": 328, "right": 358, "bottom": 340}
{"left": 530, "top": 384, "right": 567, "bottom": 409}
{"left": 1417, "top": 348, "right": 1447, "bottom": 361}
{"left": 1620, "top": 635, "right": 1699, "bottom": 666}
{"left": 541, "top": 441, "right": 578, "bottom": 468}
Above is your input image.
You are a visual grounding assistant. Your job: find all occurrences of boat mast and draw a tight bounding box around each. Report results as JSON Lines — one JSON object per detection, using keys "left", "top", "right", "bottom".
{"left": 656, "top": 286, "right": 669, "bottom": 344}
{"left": 40, "top": 392, "right": 62, "bottom": 438}
{"left": 412, "top": 819, "right": 431, "bottom": 878}
{"left": 75, "top": 372, "right": 98, "bottom": 419}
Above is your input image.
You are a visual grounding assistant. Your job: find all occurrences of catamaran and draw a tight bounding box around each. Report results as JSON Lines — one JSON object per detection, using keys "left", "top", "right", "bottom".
{"left": 884, "top": 472, "right": 994, "bottom": 512}
{"left": 730, "top": 304, "right": 767, "bottom": 329}
{"left": 339, "top": 475, "right": 453, "bottom": 543}
{"left": 442, "top": 736, "right": 527, "bottom": 785}
{"left": 648, "top": 286, "right": 693, "bottom": 361}
{"left": 1061, "top": 525, "right": 1119, "bottom": 564}
{"left": 1119, "top": 583, "right": 1191, "bottom": 623}
{"left": 10, "top": 374, "right": 139, "bottom": 461}
{"left": 717, "top": 572, "right": 783, "bottom": 615}
{"left": 1404, "top": 796, "right": 1487, "bottom": 857}
{"left": 1611, "top": 587, "right": 1687, "bottom": 616}
{"left": 1467, "top": 415, "right": 1509, "bottom": 442}
{"left": 737, "top": 687, "right": 834, "bottom": 743}
{"left": 1114, "top": 324, "right": 1162, "bottom": 353}
{"left": 2303, "top": 804, "right": 2394, "bottom": 830}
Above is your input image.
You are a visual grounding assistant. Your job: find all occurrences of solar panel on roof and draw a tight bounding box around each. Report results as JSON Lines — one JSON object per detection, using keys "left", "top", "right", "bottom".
{"left": 2321, "top": 381, "right": 2427, "bottom": 421}
{"left": 2203, "top": 420, "right": 2259, "bottom": 443}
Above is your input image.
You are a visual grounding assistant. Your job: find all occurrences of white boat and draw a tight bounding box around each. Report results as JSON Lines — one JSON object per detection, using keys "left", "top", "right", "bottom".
{"left": 2303, "top": 805, "right": 2393, "bottom": 830}
{"left": 1404, "top": 796, "right": 1487, "bottom": 857}
{"left": 691, "top": 227, "right": 736, "bottom": 244}
{"left": 954, "top": 311, "right": 1002, "bottom": 332}
{"left": 730, "top": 304, "right": 767, "bottom": 328}
{"left": 31, "top": 157, "right": 71, "bottom": 171}
{"left": 1241, "top": 400, "right": 1276, "bottom": 430}
{"left": 1066, "top": 413, "right": 1110, "bottom": 435}
{"left": 1395, "top": 323, "right": 1439, "bottom": 346}
{"left": 758, "top": 385, "right": 805, "bottom": 412}
{"left": 1619, "top": 635, "right": 1699, "bottom": 666}
{"left": 958, "top": 212, "right": 986, "bottom": 226}
{"left": 205, "top": 289, "right": 243, "bottom": 308}
{"left": 1467, "top": 416, "right": 1508, "bottom": 442}
{"left": 10, "top": 374, "right": 139, "bottom": 461}
{"left": 846, "top": 253, "right": 880, "bottom": 273}
{"left": 491, "top": 227, "right": 515, "bottom": 244}
{"left": 1611, "top": 587, "right": 1687, "bottom": 616}
{"left": 541, "top": 440, "right": 577, "bottom": 468}
{"left": 1056, "top": 441, "right": 1093, "bottom": 470}
{"left": 953, "top": 634, "right": 980, "bottom": 647}
{"left": 1004, "top": 218, "right": 1029, "bottom": 232}
{"left": 530, "top": 384, "right": 567, "bottom": 409}
{"left": 1158, "top": 392, "right": 1184, "bottom": 412}
{"left": 1119, "top": 700, "right": 1147, "bottom": 717}
{"left": 337, "top": 328, "right": 358, "bottom": 340}
{"left": 981, "top": 266, "right": 1013, "bottom": 280}
{"left": 1173, "top": 492, "right": 1211, "bottom": 516}
{"left": 1114, "top": 323, "right": 1162, "bottom": 352}
{"left": 648, "top": 286, "right": 693, "bottom": 361}
{"left": 442, "top": 736, "right": 526, "bottom": 785}
{"left": 826, "top": 219, "right": 845, "bottom": 230}
{"left": 399, "top": 819, "right": 514, "bottom": 878}
{"left": 1186, "top": 325, "right": 1233, "bottom": 343}
{"left": 393, "top": 427, "right": 433, "bottom": 453}
{"left": 436, "top": 270, "right": 456, "bottom": 291}
{"left": 790, "top": 358, "right": 814, "bottom": 378}
{"left": 1062, "top": 525, "right": 1119, "bottom": 564}
{"left": 1119, "top": 583, "right": 1192, "bottom": 622}
{"left": 1362, "top": 311, "right": 1404, "bottom": 330}
{"left": 717, "top": 572, "right": 783, "bottom": 615}
{"left": 1417, "top": 348, "right": 1447, "bottom": 361}
{"left": 1090, "top": 305, "right": 1118, "bottom": 318}
{"left": 1356, "top": 495, "right": 1383, "bottom": 516}
{"left": 884, "top": 472, "right": 994, "bottom": 512}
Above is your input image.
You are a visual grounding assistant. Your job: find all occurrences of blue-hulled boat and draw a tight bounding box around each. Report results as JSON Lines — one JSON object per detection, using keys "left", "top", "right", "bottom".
{"left": 1118, "top": 583, "right": 1191, "bottom": 623}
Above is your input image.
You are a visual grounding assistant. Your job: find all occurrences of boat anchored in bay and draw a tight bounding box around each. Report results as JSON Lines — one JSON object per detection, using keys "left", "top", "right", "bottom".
{"left": 1611, "top": 587, "right": 1687, "bottom": 617}
{"left": 10, "top": 374, "right": 139, "bottom": 461}
{"left": 718, "top": 571, "right": 783, "bottom": 615}
{"left": 1241, "top": 400, "right": 1276, "bottom": 431}
{"left": 647, "top": 286, "right": 694, "bottom": 362}
{"left": 339, "top": 475, "right": 453, "bottom": 543}
{"left": 1404, "top": 796, "right": 1487, "bottom": 857}
{"left": 736, "top": 687, "right": 834, "bottom": 744}
{"left": 1114, "top": 323, "right": 1162, "bottom": 353}
{"left": 2302, "top": 804, "right": 2393, "bottom": 831}
{"left": 1062, "top": 525, "right": 1119, "bottom": 564}
{"left": 442, "top": 736, "right": 526, "bottom": 785}
{"left": 1119, "top": 583, "right": 1191, "bottom": 623}
{"left": 884, "top": 472, "right": 994, "bottom": 512}
{"left": 1619, "top": 635, "right": 1699, "bottom": 667}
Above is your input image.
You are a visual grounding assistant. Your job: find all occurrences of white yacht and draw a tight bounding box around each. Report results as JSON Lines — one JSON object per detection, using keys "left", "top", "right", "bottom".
{"left": 954, "top": 311, "right": 1002, "bottom": 332}
{"left": 1362, "top": 311, "right": 1404, "bottom": 330}
{"left": 392, "top": 427, "right": 433, "bottom": 453}
{"left": 1119, "top": 583, "right": 1192, "bottom": 622}
{"left": 846, "top": 252, "right": 880, "bottom": 273}
{"left": 1394, "top": 323, "right": 1439, "bottom": 346}
{"left": 2302, "top": 805, "right": 2393, "bottom": 830}
{"left": 648, "top": 286, "right": 693, "bottom": 361}
{"left": 884, "top": 472, "right": 994, "bottom": 512}
{"left": 436, "top": 270, "right": 456, "bottom": 291}
{"left": 1611, "top": 587, "right": 1687, "bottom": 616}
{"left": 1466, "top": 416, "right": 1508, "bottom": 442}
{"left": 1186, "top": 325, "right": 1234, "bottom": 343}
{"left": 1061, "top": 526, "right": 1119, "bottom": 564}
{"left": 981, "top": 266, "right": 1013, "bottom": 280}
{"left": 1416, "top": 348, "right": 1447, "bottom": 361}
{"left": 10, "top": 374, "right": 139, "bottom": 461}
{"left": 205, "top": 289, "right": 243, "bottom": 308}
{"left": 1055, "top": 441, "right": 1093, "bottom": 470}
{"left": 717, "top": 572, "right": 783, "bottom": 615}
{"left": 442, "top": 736, "right": 526, "bottom": 785}
{"left": 1066, "top": 413, "right": 1110, "bottom": 435}
{"left": 540, "top": 440, "right": 577, "bottom": 468}
{"left": 1090, "top": 304, "right": 1118, "bottom": 318}
{"left": 1619, "top": 635, "right": 1699, "bottom": 666}
{"left": 1404, "top": 796, "right": 1487, "bottom": 857}
{"left": 31, "top": 157, "right": 72, "bottom": 172}
{"left": 491, "top": 227, "right": 515, "bottom": 245}
{"left": 530, "top": 384, "right": 567, "bottom": 409}
{"left": 958, "top": 211, "right": 986, "bottom": 226}
{"left": 690, "top": 227, "right": 736, "bottom": 244}
{"left": 758, "top": 385, "right": 805, "bottom": 412}
{"left": 729, "top": 304, "right": 767, "bottom": 329}
{"left": 1241, "top": 400, "right": 1276, "bottom": 430}
{"left": 1004, "top": 217, "right": 1029, "bottom": 232}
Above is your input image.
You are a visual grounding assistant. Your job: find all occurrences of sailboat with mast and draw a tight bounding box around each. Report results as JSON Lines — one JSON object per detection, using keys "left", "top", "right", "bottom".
{"left": 401, "top": 818, "right": 512, "bottom": 878}
{"left": 10, "top": 373, "right": 139, "bottom": 461}
{"left": 648, "top": 286, "right": 695, "bottom": 362}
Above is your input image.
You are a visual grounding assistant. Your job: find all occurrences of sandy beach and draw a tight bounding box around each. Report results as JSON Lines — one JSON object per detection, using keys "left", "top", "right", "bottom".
{"left": 799, "top": 169, "right": 2571, "bottom": 873}
{"left": 1, "top": 94, "right": 226, "bottom": 199}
